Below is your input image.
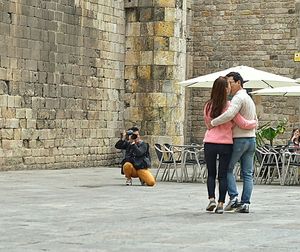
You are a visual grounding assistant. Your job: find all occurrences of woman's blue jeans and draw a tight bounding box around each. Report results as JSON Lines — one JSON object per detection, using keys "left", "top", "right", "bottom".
{"left": 227, "top": 137, "right": 256, "bottom": 204}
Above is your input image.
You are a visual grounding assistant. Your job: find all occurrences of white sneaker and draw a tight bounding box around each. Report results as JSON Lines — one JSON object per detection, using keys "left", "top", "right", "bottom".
{"left": 224, "top": 197, "right": 239, "bottom": 212}
{"left": 125, "top": 178, "right": 132, "bottom": 186}
{"left": 206, "top": 200, "right": 217, "bottom": 211}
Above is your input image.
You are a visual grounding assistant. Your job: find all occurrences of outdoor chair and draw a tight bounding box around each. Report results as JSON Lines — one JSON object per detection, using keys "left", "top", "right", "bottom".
{"left": 254, "top": 146, "right": 282, "bottom": 184}
{"left": 180, "top": 144, "right": 206, "bottom": 183}
{"left": 281, "top": 148, "right": 300, "bottom": 185}
{"left": 154, "top": 143, "right": 181, "bottom": 182}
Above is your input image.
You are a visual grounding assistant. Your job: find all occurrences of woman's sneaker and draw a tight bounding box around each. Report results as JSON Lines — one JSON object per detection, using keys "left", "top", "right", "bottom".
{"left": 125, "top": 178, "right": 132, "bottom": 186}
{"left": 215, "top": 205, "right": 224, "bottom": 214}
{"left": 224, "top": 197, "right": 239, "bottom": 212}
{"left": 206, "top": 200, "right": 217, "bottom": 211}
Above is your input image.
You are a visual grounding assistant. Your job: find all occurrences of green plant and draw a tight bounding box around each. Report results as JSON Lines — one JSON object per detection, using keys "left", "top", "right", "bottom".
{"left": 256, "top": 119, "right": 287, "bottom": 146}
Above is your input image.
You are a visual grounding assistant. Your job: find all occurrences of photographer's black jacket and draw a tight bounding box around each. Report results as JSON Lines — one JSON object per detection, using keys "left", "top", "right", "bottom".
{"left": 115, "top": 139, "right": 149, "bottom": 167}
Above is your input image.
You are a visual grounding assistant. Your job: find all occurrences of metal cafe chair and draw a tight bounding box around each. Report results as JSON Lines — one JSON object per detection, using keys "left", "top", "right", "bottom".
{"left": 181, "top": 145, "right": 206, "bottom": 182}
{"left": 254, "top": 146, "right": 282, "bottom": 184}
{"left": 170, "top": 143, "right": 206, "bottom": 183}
{"left": 153, "top": 143, "right": 181, "bottom": 182}
{"left": 281, "top": 148, "right": 300, "bottom": 185}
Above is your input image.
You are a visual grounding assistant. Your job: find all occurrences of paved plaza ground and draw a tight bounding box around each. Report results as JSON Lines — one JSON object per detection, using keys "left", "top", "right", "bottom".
{"left": 0, "top": 167, "right": 299, "bottom": 252}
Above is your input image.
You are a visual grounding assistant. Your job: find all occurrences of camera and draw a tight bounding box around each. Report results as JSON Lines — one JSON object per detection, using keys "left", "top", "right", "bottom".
{"left": 131, "top": 133, "right": 138, "bottom": 140}
{"left": 127, "top": 130, "right": 133, "bottom": 135}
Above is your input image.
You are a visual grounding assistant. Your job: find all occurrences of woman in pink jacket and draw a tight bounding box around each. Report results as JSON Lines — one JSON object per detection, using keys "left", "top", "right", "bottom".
{"left": 203, "top": 76, "right": 257, "bottom": 213}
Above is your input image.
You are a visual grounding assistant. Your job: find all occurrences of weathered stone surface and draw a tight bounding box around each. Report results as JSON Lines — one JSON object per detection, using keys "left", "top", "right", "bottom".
{"left": 154, "top": 51, "right": 175, "bottom": 65}
{"left": 0, "top": 0, "right": 126, "bottom": 170}
{"left": 139, "top": 8, "right": 153, "bottom": 22}
{"left": 154, "top": 36, "right": 169, "bottom": 50}
{"left": 124, "top": 66, "right": 137, "bottom": 79}
{"left": 152, "top": 65, "right": 167, "bottom": 80}
{"left": 137, "top": 65, "right": 152, "bottom": 80}
{"left": 154, "top": 0, "right": 176, "bottom": 8}
{"left": 154, "top": 21, "right": 174, "bottom": 36}
{"left": 126, "top": 22, "right": 140, "bottom": 36}
{"left": 140, "top": 22, "right": 154, "bottom": 36}
{"left": 140, "top": 51, "right": 153, "bottom": 65}
{"left": 1, "top": 0, "right": 298, "bottom": 171}
{"left": 154, "top": 7, "right": 165, "bottom": 21}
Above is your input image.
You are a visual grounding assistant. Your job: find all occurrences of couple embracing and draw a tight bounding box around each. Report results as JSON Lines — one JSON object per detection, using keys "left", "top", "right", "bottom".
{"left": 203, "top": 72, "right": 257, "bottom": 214}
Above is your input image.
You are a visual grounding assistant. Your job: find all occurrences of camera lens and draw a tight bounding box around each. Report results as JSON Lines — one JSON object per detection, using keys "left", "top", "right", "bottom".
{"left": 131, "top": 134, "right": 138, "bottom": 140}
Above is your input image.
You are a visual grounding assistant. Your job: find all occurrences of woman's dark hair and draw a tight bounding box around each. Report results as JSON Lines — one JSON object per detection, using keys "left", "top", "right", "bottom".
{"left": 205, "top": 76, "right": 228, "bottom": 119}
{"left": 291, "top": 128, "right": 298, "bottom": 136}
{"left": 226, "top": 72, "right": 244, "bottom": 87}
{"left": 291, "top": 128, "right": 299, "bottom": 138}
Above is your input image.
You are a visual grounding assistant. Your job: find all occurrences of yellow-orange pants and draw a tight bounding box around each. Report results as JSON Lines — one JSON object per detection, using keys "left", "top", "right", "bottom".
{"left": 123, "top": 162, "right": 156, "bottom": 186}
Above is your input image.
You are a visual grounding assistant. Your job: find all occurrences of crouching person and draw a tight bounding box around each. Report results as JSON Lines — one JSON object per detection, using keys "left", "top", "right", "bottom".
{"left": 115, "top": 127, "right": 156, "bottom": 186}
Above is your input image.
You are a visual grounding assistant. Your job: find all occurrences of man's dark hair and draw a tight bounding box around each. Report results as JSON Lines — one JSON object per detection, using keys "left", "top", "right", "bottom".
{"left": 130, "top": 126, "right": 139, "bottom": 132}
{"left": 226, "top": 72, "right": 244, "bottom": 88}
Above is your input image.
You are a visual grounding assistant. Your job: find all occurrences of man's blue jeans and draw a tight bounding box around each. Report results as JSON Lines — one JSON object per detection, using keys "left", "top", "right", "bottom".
{"left": 227, "top": 137, "right": 256, "bottom": 204}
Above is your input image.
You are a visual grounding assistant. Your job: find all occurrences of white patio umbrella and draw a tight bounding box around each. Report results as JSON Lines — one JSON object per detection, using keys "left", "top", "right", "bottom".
{"left": 251, "top": 85, "right": 300, "bottom": 123}
{"left": 179, "top": 65, "right": 298, "bottom": 89}
{"left": 251, "top": 85, "right": 300, "bottom": 96}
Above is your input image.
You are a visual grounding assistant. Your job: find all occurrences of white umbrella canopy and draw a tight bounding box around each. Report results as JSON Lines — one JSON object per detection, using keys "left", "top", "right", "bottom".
{"left": 251, "top": 86, "right": 300, "bottom": 96}
{"left": 251, "top": 85, "right": 300, "bottom": 123}
{"left": 179, "top": 65, "right": 298, "bottom": 89}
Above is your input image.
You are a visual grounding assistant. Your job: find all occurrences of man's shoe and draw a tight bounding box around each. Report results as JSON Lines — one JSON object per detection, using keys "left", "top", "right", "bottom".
{"left": 224, "top": 197, "right": 239, "bottom": 212}
{"left": 215, "top": 205, "right": 224, "bottom": 214}
{"left": 235, "top": 203, "right": 249, "bottom": 213}
{"left": 206, "top": 200, "right": 217, "bottom": 211}
{"left": 125, "top": 178, "right": 132, "bottom": 186}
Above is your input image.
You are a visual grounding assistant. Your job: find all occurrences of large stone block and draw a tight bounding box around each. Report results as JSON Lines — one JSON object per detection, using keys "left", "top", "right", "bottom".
{"left": 2, "top": 108, "right": 16, "bottom": 118}
{"left": 143, "top": 107, "right": 160, "bottom": 120}
{"left": 125, "top": 79, "right": 138, "bottom": 93}
{"left": 139, "top": 0, "right": 154, "bottom": 7}
{"left": 154, "top": 21, "right": 174, "bottom": 36}
{"left": 154, "top": 51, "right": 175, "bottom": 65}
{"left": 0, "top": 95, "right": 8, "bottom": 106}
{"left": 139, "top": 8, "right": 153, "bottom": 22}
{"left": 16, "top": 108, "right": 26, "bottom": 119}
{"left": 137, "top": 65, "right": 151, "bottom": 80}
{"left": 2, "top": 140, "right": 22, "bottom": 149}
{"left": 0, "top": 68, "right": 7, "bottom": 79}
{"left": 125, "top": 51, "right": 140, "bottom": 65}
{"left": 124, "top": 0, "right": 139, "bottom": 8}
{"left": 144, "top": 120, "right": 166, "bottom": 135}
{"left": 154, "top": 36, "right": 169, "bottom": 50}
{"left": 154, "top": 7, "right": 165, "bottom": 21}
{"left": 140, "top": 22, "right": 154, "bottom": 36}
{"left": 140, "top": 51, "right": 153, "bottom": 65}
{"left": 1, "top": 129, "right": 14, "bottom": 139}
{"left": 154, "top": 0, "right": 176, "bottom": 8}
{"left": 147, "top": 93, "right": 167, "bottom": 107}
{"left": 152, "top": 65, "right": 167, "bottom": 80}
{"left": 126, "top": 22, "right": 140, "bottom": 36}
{"left": 125, "top": 66, "right": 137, "bottom": 79}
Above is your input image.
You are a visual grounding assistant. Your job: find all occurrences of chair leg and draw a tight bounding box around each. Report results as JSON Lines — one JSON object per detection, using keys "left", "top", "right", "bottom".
{"left": 155, "top": 162, "right": 163, "bottom": 180}
{"left": 161, "top": 164, "right": 169, "bottom": 181}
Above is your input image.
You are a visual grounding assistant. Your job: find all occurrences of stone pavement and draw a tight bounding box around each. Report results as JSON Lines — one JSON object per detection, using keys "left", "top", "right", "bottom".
{"left": 0, "top": 167, "right": 299, "bottom": 252}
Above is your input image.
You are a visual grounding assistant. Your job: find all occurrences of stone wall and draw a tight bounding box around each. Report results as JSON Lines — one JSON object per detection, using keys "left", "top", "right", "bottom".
{"left": 1, "top": 0, "right": 300, "bottom": 171}
{"left": 123, "top": 0, "right": 187, "bottom": 147}
{"left": 187, "top": 0, "right": 300, "bottom": 145}
{"left": 0, "top": 0, "right": 125, "bottom": 170}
